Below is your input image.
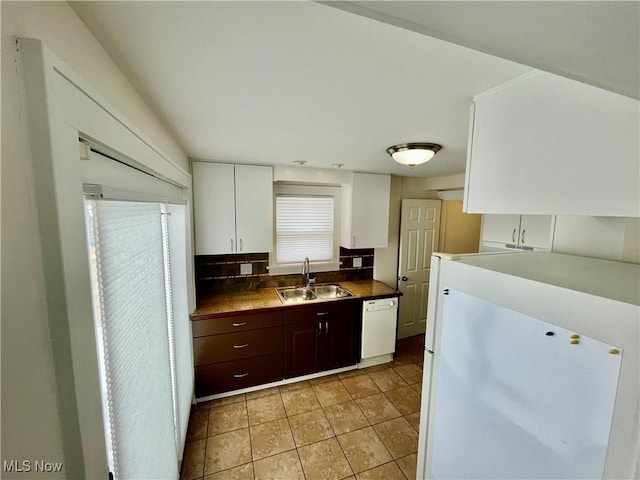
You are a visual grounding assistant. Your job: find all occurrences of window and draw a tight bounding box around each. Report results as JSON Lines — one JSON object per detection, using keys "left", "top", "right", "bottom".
{"left": 276, "top": 194, "right": 334, "bottom": 264}
{"left": 270, "top": 185, "right": 340, "bottom": 274}
{"left": 84, "top": 195, "right": 192, "bottom": 478}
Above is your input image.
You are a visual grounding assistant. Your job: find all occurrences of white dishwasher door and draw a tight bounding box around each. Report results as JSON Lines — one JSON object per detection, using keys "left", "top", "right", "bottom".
{"left": 361, "top": 297, "right": 398, "bottom": 359}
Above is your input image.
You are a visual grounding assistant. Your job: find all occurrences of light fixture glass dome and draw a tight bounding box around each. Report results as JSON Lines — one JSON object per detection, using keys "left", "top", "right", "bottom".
{"left": 386, "top": 143, "right": 442, "bottom": 166}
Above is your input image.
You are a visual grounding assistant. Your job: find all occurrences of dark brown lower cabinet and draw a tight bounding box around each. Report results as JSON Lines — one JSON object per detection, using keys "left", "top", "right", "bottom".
{"left": 322, "top": 302, "right": 361, "bottom": 370}
{"left": 193, "top": 300, "right": 363, "bottom": 396}
{"left": 283, "top": 320, "right": 320, "bottom": 378}
{"left": 192, "top": 311, "right": 284, "bottom": 396}
{"left": 195, "top": 353, "right": 283, "bottom": 397}
{"left": 284, "top": 300, "right": 361, "bottom": 379}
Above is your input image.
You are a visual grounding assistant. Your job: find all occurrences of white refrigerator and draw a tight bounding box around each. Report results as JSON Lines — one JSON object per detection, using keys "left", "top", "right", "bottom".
{"left": 417, "top": 252, "right": 639, "bottom": 480}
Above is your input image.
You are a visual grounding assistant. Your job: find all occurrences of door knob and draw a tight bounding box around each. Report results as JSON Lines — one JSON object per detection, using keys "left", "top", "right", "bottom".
{"left": 401, "top": 276, "right": 408, "bottom": 281}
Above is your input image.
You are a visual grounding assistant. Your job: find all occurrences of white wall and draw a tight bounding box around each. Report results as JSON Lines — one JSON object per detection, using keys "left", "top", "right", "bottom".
{"left": 553, "top": 216, "right": 640, "bottom": 264}
{"left": 3, "top": 1, "right": 187, "bottom": 169}
{"left": 400, "top": 176, "right": 440, "bottom": 199}
{"left": 1, "top": 2, "right": 187, "bottom": 477}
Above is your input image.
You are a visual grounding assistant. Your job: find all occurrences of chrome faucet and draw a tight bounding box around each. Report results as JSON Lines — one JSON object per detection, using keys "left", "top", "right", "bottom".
{"left": 302, "top": 257, "right": 314, "bottom": 288}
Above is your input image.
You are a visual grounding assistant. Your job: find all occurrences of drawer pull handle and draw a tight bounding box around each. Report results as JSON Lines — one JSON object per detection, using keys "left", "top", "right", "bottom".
{"left": 233, "top": 373, "right": 248, "bottom": 378}
{"left": 233, "top": 343, "right": 249, "bottom": 349}
{"left": 316, "top": 312, "right": 329, "bottom": 316}
{"left": 232, "top": 322, "right": 248, "bottom": 327}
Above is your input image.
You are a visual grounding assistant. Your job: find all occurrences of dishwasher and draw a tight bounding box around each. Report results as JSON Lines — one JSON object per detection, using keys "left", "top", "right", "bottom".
{"left": 360, "top": 297, "right": 399, "bottom": 367}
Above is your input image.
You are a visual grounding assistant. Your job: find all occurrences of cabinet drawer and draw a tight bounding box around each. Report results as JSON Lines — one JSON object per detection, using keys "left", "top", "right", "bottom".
{"left": 195, "top": 353, "right": 283, "bottom": 396}
{"left": 193, "top": 326, "right": 283, "bottom": 366}
{"left": 284, "top": 303, "right": 344, "bottom": 325}
{"left": 192, "top": 310, "right": 283, "bottom": 337}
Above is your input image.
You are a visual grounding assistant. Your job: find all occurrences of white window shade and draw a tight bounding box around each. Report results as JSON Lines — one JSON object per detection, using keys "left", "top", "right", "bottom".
{"left": 85, "top": 199, "right": 178, "bottom": 479}
{"left": 276, "top": 195, "right": 334, "bottom": 264}
{"left": 162, "top": 203, "right": 193, "bottom": 456}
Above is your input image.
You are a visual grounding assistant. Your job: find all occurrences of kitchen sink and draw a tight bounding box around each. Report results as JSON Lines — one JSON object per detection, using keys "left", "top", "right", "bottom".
{"left": 276, "top": 287, "right": 317, "bottom": 304}
{"left": 311, "top": 284, "right": 354, "bottom": 299}
{"left": 276, "top": 283, "right": 354, "bottom": 304}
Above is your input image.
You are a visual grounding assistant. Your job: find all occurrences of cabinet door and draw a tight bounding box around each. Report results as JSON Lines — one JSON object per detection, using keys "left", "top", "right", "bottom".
{"left": 481, "top": 214, "right": 521, "bottom": 246}
{"left": 322, "top": 302, "right": 362, "bottom": 370}
{"left": 193, "top": 162, "right": 236, "bottom": 255}
{"left": 192, "top": 310, "right": 283, "bottom": 336}
{"left": 465, "top": 72, "right": 639, "bottom": 216}
{"left": 519, "top": 215, "right": 554, "bottom": 250}
{"left": 193, "top": 326, "right": 283, "bottom": 365}
{"left": 342, "top": 173, "right": 390, "bottom": 248}
{"left": 195, "top": 353, "right": 283, "bottom": 396}
{"left": 235, "top": 165, "right": 273, "bottom": 254}
{"left": 284, "top": 320, "right": 320, "bottom": 378}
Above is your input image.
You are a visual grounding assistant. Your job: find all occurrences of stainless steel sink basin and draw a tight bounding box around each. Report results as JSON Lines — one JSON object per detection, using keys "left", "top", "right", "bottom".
{"left": 276, "top": 287, "right": 317, "bottom": 304}
{"left": 312, "top": 284, "right": 354, "bottom": 299}
{"left": 276, "top": 283, "right": 354, "bottom": 304}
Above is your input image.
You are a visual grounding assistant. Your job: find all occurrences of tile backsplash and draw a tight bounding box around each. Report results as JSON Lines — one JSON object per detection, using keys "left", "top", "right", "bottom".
{"left": 195, "top": 247, "right": 374, "bottom": 301}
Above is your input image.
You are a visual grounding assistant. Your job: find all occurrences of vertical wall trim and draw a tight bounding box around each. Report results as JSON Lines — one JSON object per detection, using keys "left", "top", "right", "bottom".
{"left": 17, "top": 38, "right": 87, "bottom": 478}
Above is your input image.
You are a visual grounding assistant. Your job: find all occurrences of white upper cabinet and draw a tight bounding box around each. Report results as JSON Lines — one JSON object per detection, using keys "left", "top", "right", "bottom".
{"left": 193, "top": 162, "right": 235, "bottom": 255}
{"left": 341, "top": 172, "right": 390, "bottom": 249}
{"left": 234, "top": 165, "right": 273, "bottom": 254}
{"left": 482, "top": 214, "right": 555, "bottom": 251}
{"left": 519, "top": 215, "right": 555, "bottom": 250}
{"left": 482, "top": 214, "right": 522, "bottom": 246}
{"left": 193, "top": 162, "right": 273, "bottom": 255}
{"left": 464, "top": 72, "right": 639, "bottom": 217}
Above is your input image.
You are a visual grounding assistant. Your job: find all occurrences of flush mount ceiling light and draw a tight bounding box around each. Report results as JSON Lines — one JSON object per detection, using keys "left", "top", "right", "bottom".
{"left": 386, "top": 143, "right": 442, "bottom": 167}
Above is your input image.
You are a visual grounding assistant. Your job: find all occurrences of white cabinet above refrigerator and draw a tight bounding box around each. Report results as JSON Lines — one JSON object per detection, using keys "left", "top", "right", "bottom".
{"left": 464, "top": 71, "right": 640, "bottom": 217}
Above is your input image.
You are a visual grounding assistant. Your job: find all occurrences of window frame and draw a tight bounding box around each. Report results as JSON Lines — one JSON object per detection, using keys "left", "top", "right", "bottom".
{"left": 268, "top": 184, "right": 341, "bottom": 275}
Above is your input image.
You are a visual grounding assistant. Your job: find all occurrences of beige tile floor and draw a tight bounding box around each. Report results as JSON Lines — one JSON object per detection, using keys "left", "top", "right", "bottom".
{"left": 181, "top": 335, "right": 425, "bottom": 480}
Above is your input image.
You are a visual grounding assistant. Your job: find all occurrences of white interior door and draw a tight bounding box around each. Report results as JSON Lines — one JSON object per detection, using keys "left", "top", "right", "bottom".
{"left": 397, "top": 199, "right": 441, "bottom": 339}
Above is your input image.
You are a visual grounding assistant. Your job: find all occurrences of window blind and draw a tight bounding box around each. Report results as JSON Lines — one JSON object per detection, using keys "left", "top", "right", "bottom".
{"left": 276, "top": 194, "right": 334, "bottom": 264}
{"left": 85, "top": 199, "right": 178, "bottom": 479}
{"left": 162, "top": 203, "right": 193, "bottom": 456}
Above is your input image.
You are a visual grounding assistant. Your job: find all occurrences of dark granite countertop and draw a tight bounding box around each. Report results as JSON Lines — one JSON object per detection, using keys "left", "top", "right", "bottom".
{"left": 191, "top": 279, "right": 401, "bottom": 320}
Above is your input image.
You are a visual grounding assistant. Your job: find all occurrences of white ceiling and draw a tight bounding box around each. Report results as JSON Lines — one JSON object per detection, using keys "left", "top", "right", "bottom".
{"left": 326, "top": 1, "right": 640, "bottom": 100}
{"left": 70, "top": 1, "right": 637, "bottom": 178}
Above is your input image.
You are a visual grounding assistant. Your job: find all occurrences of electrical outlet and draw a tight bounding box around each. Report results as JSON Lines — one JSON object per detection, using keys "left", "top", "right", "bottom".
{"left": 353, "top": 257, "right": 362, "bottom": 268}
{"left": 240, "top": 263, "right": 253, "bottom": 275}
